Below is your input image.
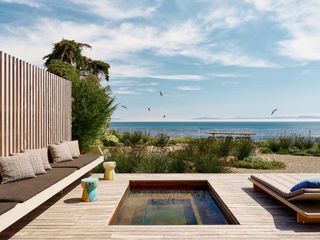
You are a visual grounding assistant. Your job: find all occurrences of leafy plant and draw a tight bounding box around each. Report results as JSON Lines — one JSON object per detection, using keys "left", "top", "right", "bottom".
{"left": 232, "top": 156, "right": 286, "bottom": 170}
{"left": 293, "top": 135, "right": 314, "bottom": 150}
{"left": 71, "top": 78, "right": 115, "bottom": 151}
{"left": 278, "top": 135, "right": 292, "bottom": 149}
{"left": 45, "top": 40, "right": 115, "bottom": 152}
{"left": 233, "top": 139, "right": 255, "bottom": 160}
{"left": 108, "top": 151, "right": 138, "bottom": 173}
{"left": 100, "top": 132, "right": 119, "bottom": 146}
{"left": 195, "top": 154, "right": 228, "bottom": 173}
{"left": 152, "top": 134, "right": 170, "bottom": 147}
{"left": 260, "top": 146, "right": 272, "bottom": 154}
{"left": 119, "top": 131, "right": 150, "bottom": 146}
{"left": 134, "top": 153, "right": 168, "bottom": 173}
{"left": 267, "top": 138, "right": 281, "bottom": 152}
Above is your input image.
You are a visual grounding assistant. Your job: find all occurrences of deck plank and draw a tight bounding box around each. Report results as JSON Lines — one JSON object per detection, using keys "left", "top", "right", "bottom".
{"left": 1, "top": 173, "right": 320, "bottom": 239}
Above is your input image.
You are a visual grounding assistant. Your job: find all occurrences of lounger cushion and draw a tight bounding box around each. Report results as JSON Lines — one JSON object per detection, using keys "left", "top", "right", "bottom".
{"left": 291, "top": 179, "right": 320, "bottom": 192}
{"left": 49, "top": 143, "right": 73, "bottom": 163}
{"left": 63, "top": 140, "right": 81, "bottom": 158}
{"left": 0, "top": 168, "right": 75, "bottom": 202}
{"left": 50, "top": 154, "right": 100, "bottom": 169}
{"left": 0, "top": 155, "right": 36, "bottom": 184}
{"left": 251, "top": 174, "right": 320, "bottom": 199}
{"left": 0, "top": 202, "right": 18, "bottom": 216}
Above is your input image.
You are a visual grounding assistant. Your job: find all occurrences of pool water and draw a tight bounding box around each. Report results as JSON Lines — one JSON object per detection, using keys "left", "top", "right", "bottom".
{"left": 110, "top": 181, "right": 238, "bottom": 225}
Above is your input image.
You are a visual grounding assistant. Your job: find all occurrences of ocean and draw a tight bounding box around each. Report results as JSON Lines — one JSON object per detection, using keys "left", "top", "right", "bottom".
{"left": 109, "top": 121, "right": 320, "bottom": 140}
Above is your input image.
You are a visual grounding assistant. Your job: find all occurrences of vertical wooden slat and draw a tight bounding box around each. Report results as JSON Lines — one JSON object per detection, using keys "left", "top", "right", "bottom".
{"left": 0, "top": 52, "right": 3, "bottom": 156}
{"left": 0, "top": 52, "right": 72, "bottom": 156}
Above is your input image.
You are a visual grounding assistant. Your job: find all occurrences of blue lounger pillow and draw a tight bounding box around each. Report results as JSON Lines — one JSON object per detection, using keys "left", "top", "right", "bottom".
{"left": 291, "top": 178, "right": 320, "bottom": 192}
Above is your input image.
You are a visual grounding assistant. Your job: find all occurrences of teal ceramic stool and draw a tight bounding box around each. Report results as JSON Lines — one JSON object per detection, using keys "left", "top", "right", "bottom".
{"left": 81, "top": 177, "right": 98, "bottom": 202}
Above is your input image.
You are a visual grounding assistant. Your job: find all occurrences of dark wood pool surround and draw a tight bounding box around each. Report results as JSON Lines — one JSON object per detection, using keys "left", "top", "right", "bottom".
{"left": 108, "top": 180, "right": 239, "bottom": 225}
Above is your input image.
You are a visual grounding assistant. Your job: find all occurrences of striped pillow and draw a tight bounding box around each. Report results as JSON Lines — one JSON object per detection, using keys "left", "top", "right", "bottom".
{"left": 25, "top": 148, "right": 52, "bottom": 170}
{"left": 63, "top": 140, "right": 81, "bottom": 158}
{"left": 49, "top": 143, "right": 73, "bottom": 163}
{"left": 0, "top": 155, "right": 36, "bottom": 184}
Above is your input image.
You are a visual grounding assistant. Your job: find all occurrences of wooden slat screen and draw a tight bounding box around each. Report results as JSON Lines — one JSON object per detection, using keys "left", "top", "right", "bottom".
{"left": 0, "top": 51, "right": 72, "bottom": 157}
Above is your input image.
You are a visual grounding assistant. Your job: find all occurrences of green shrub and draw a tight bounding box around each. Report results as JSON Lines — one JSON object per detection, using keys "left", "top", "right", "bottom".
{"left": 215, "top": 138, "right": 233, "bottom": 157}
{"left": 167, "top": 153, "right": 188, "bottom": 173}
{"left": 71, "top": 78, "right": 115, "bottom": 151}
{"left": 195, "top": 154, "right": 228, "bottom": 173}
{"left": 293, "top": 135, "right": 314, "bottom": 150}
{"left": 151, "top": 134, "right": 170, "bottom": 147}
{"left": 232, "top": 156, "right": 286, "bottom": 170}
{"left": 169, "top": 137, "right": 192, "bottom": 144}
{"left": 260, "top": 146, "right": 272, "bottom": 154}
{"left": 233, "top": 139, "right": 255, "bottom": 160}
{"left": 278, "top": 135, "right": 292, "bottom": 149}
{"left": 267, "top": 138, "right": 281, "bottom": 152}
{"left": 288, "top": 146, "right": 300, "bottom": 154}
{"left": 100, "top": 132, "right": 119, "bottom": 146}
{"left": 119, "top": 131, "right": 150, "bottom": 146}
{"left": 134, "top": 154, "right": 168, "bottom": 173}
{"left": 108, "top": 151, "right": 137, "bottom": 173}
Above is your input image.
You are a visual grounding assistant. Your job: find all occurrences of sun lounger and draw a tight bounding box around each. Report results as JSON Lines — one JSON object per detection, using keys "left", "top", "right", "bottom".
{"left": 249, "top": 174, "right": 320, "bottom": 224}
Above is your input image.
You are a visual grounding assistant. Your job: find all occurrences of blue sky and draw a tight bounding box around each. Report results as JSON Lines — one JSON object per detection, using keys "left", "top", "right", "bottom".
{"left": 1, "top": 0, "right": 320, "bottom": 121}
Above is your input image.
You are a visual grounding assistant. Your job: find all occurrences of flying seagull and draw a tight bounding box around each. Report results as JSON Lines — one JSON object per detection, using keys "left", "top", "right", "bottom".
{"left": 120, "top": 105, "right": 128, "bottom": 109}
{"left": 163, "top": 114, "right": 166, "bottom": 119}
{"left": 148, "top": 107, "right": 151, "bottom": 111}
{"left": 159, "top": 90, "right": 163, "bottom": 96}
{"left": 271, "top": 108, "right": 278, "bottom": 115}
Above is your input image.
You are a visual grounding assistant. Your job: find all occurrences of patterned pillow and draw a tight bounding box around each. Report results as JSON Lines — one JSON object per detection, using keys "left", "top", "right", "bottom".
{"left": 25, "top": 148, "right": 52, "bottom": 170}
{"left": 49, "top": 143, "right": 73, "bottom": 163}
{"left": 0, "top": 155, "right": 36, "bottom": 184}
{"left": 63, "top": 140, "right": 81, "bottom": 158}
{"left": 26, "top": 151, "right": 47, "bottom": 174}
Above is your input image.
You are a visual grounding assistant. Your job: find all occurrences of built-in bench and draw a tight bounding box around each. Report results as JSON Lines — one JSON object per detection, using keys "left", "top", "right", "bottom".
{"left": 0, "top": 154, "right": 103, "bottom": 232}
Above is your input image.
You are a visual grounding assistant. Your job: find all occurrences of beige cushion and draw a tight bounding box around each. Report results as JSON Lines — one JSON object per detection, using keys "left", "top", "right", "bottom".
{"left": 250, "top": 174, "right": 320, "bottom": 200}
{"left": 0, "top": 155, "right": 36, "bottom": 184}
{"left": 49, "top": 143, "right": 73, "bottom": 163}
{"left": 26, "top": 151, "right": 46, "bottom": 175}
{"left": 25, "top": 148, "right": 51, "bottom": 170}
{"left": 12, "top": 152, "right": 46, "bottom": 175}
{"left": 63, "top": 140, "right": 80, "bottom": 158}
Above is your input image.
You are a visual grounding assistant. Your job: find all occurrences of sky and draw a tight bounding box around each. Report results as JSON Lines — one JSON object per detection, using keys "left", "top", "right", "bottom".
{"left": 1, "top": 0, "right": 320, "bottom": 121}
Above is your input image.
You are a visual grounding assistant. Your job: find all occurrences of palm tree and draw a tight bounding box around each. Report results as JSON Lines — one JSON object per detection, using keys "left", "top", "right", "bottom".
{"left": 43, "top": 39, "right": 91, "bottom": 69}
{"left": 84, "top": 59, "right": 110, "bottom": 82}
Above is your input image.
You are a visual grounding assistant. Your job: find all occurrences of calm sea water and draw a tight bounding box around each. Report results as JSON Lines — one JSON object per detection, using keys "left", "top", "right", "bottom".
{"left": 110, "top": 121, "right": 320, "bottom": 140}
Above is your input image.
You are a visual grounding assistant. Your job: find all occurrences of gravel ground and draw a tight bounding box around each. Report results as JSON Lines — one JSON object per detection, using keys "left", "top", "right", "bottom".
{"left": 232, "top": 154, "right": 320, "bottom": 173}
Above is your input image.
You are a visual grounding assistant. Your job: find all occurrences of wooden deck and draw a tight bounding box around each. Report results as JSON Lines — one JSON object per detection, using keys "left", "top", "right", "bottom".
{"left": 1, "top": 173, "right": 320, "bottom": 239}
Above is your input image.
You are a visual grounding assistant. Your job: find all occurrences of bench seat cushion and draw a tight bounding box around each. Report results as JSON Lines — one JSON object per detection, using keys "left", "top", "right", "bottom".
{"left": 0, "top": 202, "right": 18, "bottom": 215}
{"left": 0, "top": 168, "right": 76, "bottom": 202}
{"left": 50, "top": 154, "right": 100, "bottom": 169}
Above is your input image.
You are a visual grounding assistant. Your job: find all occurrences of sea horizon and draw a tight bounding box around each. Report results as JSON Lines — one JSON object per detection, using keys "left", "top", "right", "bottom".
{"left": 111, "top": 118, "right": 320, "bottom": 123}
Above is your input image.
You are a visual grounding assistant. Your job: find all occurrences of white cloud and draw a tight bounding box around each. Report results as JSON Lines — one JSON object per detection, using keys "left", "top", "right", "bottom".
{"left": 177, "top": 86, "right": 201, "bottom": 91}
{"left": 112, "top": 87, "right": 141, "bottom": 95}
{"left": 0, "top": 2, "right": 276, "bottom": 70}
{"left": 209, "top": 73, "right": 250, "bottom": 78}
{"left": 69, "top": 0, "right": 159, "bottom": 20}
{"left": 178, "top": 48, "right": 276, "bottom": 68}
{"left": 0, "top": 0, "right": 41, "bottom": 8}
{"left": 148, "top": 74, "right": 204, "bottom": 81}
{"left": 202, "top": 6, "right": 255, "bottom": 29}
{"left": 247, "top": 0, "right": 320, "bottom": 61}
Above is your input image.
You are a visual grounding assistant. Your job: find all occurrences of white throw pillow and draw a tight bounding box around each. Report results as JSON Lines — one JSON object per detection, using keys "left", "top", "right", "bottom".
{"left": 0, "top": 155, "right": 36, "bottom": 184}
{"left": 49, "top": 143, "right": 73, "bottom": 163}
{"left": 63, "top": 140, "right": 81, "bottom": 158}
